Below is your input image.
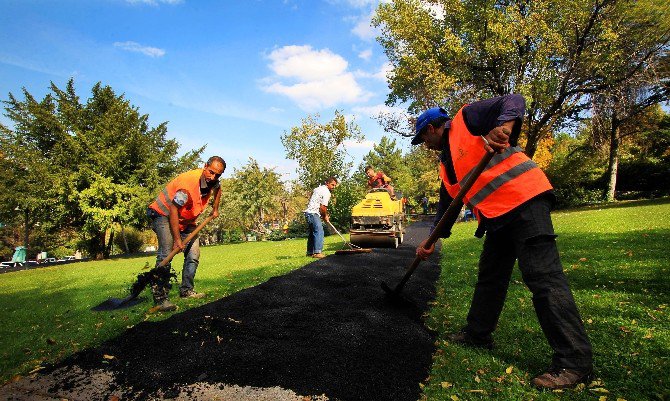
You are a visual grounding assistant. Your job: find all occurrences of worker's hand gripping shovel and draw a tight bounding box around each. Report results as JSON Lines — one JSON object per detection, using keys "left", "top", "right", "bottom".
{"left": 94, "top": 214, "right": 217, "bottom": 311}
{"left": 326, "top": 221, "right": 372, "bottom": 255}
{"left": 381, "top": 150, "right": 496, "bottom": 301}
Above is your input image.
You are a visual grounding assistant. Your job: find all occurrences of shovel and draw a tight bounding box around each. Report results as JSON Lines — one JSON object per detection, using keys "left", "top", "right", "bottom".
{"left": 326, "top": 221, "right": 372, "bottom": 255}
{"left": 93, "top": 214, "right": 216, "bottom": 311}
{"left": 381, "top": 150, "right": 495, "bottom": 301}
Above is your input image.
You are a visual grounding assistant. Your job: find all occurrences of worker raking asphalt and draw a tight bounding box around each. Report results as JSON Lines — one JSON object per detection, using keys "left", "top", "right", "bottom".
{"left": 9, "top": 221, "right": 442, "bottom": 401}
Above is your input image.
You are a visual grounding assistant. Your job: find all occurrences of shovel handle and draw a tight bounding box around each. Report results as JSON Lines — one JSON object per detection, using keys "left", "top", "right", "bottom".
{"left": 422, "top": 150, "right": 495, "bottom": 251}
{"left": 393, "top": 150, "right": 495, "bottom": 293}
{"left": 156, "top": 214, "right": 217, "bottom": 268}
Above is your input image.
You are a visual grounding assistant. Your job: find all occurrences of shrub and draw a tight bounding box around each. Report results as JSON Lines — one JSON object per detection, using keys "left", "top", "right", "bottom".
{"left": 113, "top": 227, "right": 144, "bottom": 254}
{"left": 286, "top": 217, "right": 308, "bottom": 238}
{"left": 267, "top": 230, "right": 287, "bottom": 241}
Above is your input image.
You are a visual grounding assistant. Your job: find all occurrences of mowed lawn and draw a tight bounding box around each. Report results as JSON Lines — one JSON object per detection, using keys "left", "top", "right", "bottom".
{"left": 423, "top": 198, "right": 670, "bottom": 400}
{"left": 1, "top": 199, "right": 668, "bottom": 401}
{"left": 0, "top": 234, "right": 341, "bottom": 382}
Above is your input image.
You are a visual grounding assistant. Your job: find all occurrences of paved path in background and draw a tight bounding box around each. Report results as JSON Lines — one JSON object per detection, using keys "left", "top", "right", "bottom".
{"left": 0, "top": 222, "right": 442, "bottom": 401}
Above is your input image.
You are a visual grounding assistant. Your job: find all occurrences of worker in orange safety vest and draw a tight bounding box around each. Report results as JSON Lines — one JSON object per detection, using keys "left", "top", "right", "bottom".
{"left": 411, "top": 94, "right": 592, "bottom": 390}
{"left": 147, "top": 156, "right": 225, "bottom": 312}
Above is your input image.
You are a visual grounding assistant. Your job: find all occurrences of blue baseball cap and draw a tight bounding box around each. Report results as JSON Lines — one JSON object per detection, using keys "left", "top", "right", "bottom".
{"left": 412, "top": 107, "right": 450, "bottom": 145}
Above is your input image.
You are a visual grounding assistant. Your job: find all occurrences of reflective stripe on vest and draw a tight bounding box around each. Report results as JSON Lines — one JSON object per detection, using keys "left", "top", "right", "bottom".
{"left": 439, "top": 106, "right": 553, "bottom": 218}
{"left": 153, "top": 188, "right": 171, "bottom": 215}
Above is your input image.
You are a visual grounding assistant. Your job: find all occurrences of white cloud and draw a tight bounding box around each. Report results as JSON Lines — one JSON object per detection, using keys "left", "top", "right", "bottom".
{"left": 374, "top": 61, "right": 393, "bottom": 81}
{"left": 351, "top": 9, "right": 379, "bottom": 41}
{"left": 354, "top": 61, "right": 393, "bottom": 82}
{"left": 358, "top": 49, "right": 372, "bottom": 61}
{"left": 352, "top": 104, "right": 407, "bottom": 119}
{"left": 342, "top": 139, "right": 375, "bottom": 149}
{"left": 262, "top": 45, "right": 371, "bottom": 110}
{"left": 114, "top": 41, "right": 165, "bottom": 57}
{"left": 268, "top": 45, "right": 348, "bottom": 81}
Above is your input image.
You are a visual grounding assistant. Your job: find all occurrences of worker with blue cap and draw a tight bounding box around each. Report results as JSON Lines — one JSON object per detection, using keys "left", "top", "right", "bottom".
{"left": 412, "top": 94, "right": 593, "bottom": 390}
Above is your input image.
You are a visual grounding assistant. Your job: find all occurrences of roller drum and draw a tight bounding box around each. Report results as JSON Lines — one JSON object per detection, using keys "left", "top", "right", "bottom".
{"left": 350, "top": 233, "right": 399, "bottom": 249}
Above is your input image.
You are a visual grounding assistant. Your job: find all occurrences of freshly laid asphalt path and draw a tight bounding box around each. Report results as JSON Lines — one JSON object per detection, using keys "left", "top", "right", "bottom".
{"left": 2, "top": 221, "right": 442, "bottom": 401}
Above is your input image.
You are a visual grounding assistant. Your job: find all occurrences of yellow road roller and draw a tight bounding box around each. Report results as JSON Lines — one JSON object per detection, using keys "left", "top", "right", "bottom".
{"left": 349, "top": 188, "right": 406, "bottom": 248}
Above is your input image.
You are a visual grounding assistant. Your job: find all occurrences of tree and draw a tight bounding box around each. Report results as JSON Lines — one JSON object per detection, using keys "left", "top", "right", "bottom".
{"left": 373, "top": 0, "right": 670, "bottom": 157}
{"left": 0, "top": 79, "right": 202, "bottom": 259}
{"left": 359, "top": 136, "right": 413, "bottom": 195}
{"left": 591, "top": 61, "right": 670, "bottom": 201}
{"left": 281, "top": 110, "right": 364, "bottom": 190}
{"left": 403, "top": 145, "right": 441, "bottom": 208}
{"left": 218, "top": 158, "right": 284, "bottom": 237}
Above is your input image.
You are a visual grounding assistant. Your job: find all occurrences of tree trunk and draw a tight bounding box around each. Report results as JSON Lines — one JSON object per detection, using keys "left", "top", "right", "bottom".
{"left": 524, "top": 126, "right": 541, "bottom": 159}
{"left": 606, "top": 123, "right": 620, "bottom": 202}
{"left": 91, "top": 231, "right": 107, "bottom": 260}
{"left": 121, "top": 225, "right": 129, "bottom": 253}
{"left": 105, "top": 230, "right": 114, "bottom": 259}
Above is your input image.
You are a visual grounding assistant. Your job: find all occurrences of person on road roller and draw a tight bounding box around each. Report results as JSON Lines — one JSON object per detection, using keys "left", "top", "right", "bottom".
{"left": 365, "top": 166, "right": 395, "bottom": 199}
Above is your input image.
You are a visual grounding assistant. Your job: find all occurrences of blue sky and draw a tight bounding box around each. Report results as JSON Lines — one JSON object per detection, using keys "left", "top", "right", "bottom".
{"left": 0, "top": 0, "right": 410, "bottom": 180}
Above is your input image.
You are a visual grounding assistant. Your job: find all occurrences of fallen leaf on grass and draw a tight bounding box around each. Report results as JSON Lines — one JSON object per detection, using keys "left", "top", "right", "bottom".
{"left": 579, "top": 257, "right": 588, "bottom": 262}
{"left": 599, "top": 396, "right": 607, "bottom": 401}
{"left": 505, "top": 366, "right": 513, "bottom": 374}
{"left": 590, "top": 387, "right": 610, "bottom": 393}
{"left": 450, "top": 396, "right": 459, "bottom": 401}
{"left": 441, "top": 382, "right": 453, "bottom": 389}
{"left": 28, "top": 366, "right": 44, "bottom": 374}
{"left": 474, "top": 375, "right": 481, "bottom": 383}
{"left": 619, "top": 326, "right": 631, "bottom": 333}
{"left": 466, "top": 390, "right": 485, "bottom": 393}
{"left": 102, "top": 354, "right": 115, "bottom": 360}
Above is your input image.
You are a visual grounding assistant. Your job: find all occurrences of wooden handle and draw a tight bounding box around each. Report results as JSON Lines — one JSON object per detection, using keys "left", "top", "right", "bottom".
{"left": 392, "top": 150, "right": 495, "bottom": 293}
{"left": 422, "top": 151, "right": 495, "bottom": 250}
{"left": 157, "top": 214, "right": 217, "bottom": 267}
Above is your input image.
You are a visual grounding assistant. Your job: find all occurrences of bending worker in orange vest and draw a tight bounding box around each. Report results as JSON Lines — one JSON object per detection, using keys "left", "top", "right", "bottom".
{"left": 412, "top": 95, "right": 592, "bottom": 390}
{"left": 147, "top": 156, "right": 225, "bottom": 312}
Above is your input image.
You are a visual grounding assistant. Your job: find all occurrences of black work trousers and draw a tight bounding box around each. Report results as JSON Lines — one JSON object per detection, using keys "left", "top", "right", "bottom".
{"left": 465, "top": 197, "right": 593, "bottom": 371}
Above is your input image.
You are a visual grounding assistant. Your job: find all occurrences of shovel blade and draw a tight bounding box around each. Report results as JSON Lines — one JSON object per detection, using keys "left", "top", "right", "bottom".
{"left": 380, "top": 281, "right": 414, "bottom": 307}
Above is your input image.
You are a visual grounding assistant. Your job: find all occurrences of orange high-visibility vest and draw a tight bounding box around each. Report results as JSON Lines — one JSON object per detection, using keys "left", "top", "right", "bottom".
{"left": 438, "top": 106, "right": 552, "bottom": 219}
{"left": 149, "top": 169, "right": 211, "bottom": 230}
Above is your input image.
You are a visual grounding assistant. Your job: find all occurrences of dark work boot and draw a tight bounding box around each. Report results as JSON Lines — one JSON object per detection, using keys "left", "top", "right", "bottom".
{"left": 532, "top": 367, "right": 593, "bottom": 389}
{"left": 448, "top": 329, "right": 494, "bottom": 350}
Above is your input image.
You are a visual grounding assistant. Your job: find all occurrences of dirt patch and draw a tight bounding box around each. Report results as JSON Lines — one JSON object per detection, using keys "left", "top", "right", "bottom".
{"left": 8, "top": 221, "right": 441, "bottom": 401}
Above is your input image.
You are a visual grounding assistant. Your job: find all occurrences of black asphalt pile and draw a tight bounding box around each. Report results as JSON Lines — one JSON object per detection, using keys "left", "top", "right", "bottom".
{"left": 47, "top": 221, "right": 442, "bottom": 401}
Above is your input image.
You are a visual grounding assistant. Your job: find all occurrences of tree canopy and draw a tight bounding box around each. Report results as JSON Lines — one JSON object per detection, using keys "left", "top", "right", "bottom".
{"left": 373, "top": 0, "right": 670, "bottom": 157}
{"left": 281, "top": 110, "right": 363, "bottom": 190}
{"left": 0, "top": 79, "right": 202, "bottom": 258}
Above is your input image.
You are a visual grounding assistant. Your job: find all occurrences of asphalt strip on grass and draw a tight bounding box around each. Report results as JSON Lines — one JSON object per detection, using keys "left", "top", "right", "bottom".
{"left": 3, "top": 221, "right": 442, "bottom": 401}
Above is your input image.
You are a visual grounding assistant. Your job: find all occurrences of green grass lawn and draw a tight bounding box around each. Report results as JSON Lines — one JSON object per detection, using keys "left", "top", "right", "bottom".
{"left": 1, "top": 200, "right": 668, "bottom": 400}
{"left": 422, "top": 198, "right": 670, "bottom": 400}
{"left": 0, "top": 234, "right": 341, "bottom": 383}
